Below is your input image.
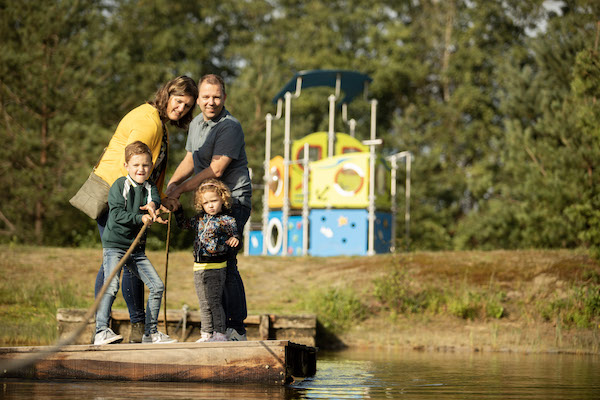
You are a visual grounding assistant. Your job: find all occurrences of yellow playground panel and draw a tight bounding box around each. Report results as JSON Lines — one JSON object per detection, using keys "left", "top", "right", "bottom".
{"left": 308, "top": 153, "right": 370, "bottom": 208}
{"left": 289, "top": 132, "right": 368, "bottom": 208}
{"left": 267, "top": 156, "right": 285, "bottom": 208}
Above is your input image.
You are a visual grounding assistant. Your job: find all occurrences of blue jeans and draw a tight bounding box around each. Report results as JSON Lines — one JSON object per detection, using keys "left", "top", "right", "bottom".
{"left": 96, "top": 248, "right": 164, "bottom": 335}
{"left": 95, "top": 212, "right": 146, "bottom": 324}
{"left": 224, "top": 201, "right": 250, "bottom": 334}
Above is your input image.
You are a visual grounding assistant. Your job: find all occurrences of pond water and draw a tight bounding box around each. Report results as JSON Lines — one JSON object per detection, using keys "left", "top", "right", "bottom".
{"left": 2, "top": 348, "right": 599, "bottom": 399}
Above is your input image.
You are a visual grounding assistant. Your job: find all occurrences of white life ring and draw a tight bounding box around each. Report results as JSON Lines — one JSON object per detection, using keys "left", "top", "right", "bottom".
{"left": 266, "top": 218, "right": 283, "bottom": 255}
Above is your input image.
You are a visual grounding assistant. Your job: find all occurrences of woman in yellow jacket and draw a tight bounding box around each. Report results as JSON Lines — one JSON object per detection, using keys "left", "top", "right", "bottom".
{"left": 94, "top": 76, "right": 198, "bottom": 342}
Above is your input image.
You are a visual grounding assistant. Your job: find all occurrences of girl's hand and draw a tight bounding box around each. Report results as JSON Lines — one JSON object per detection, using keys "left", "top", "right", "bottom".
{"left": 226, "top": 237, "right": 240, "bottom": 248}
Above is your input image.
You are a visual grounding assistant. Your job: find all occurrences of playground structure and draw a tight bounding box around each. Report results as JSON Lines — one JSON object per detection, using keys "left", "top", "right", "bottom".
{"left": 246, "top": 70, "right": 411, "bottom": 257}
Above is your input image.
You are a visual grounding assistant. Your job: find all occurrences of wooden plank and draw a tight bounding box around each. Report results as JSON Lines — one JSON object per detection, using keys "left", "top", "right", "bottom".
{"left": 0, "top": 340, "right": 316, "bottom": 385}
{"left": 271, "top": 314, "right": 317, "bottom": 329}
{"left": 56, "top": 309, "right": 317, "bottom": 347}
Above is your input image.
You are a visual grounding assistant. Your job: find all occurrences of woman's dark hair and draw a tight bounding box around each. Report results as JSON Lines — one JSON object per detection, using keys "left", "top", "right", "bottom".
{"left": 150, "top": 76, "right": 199, "bottom": 129}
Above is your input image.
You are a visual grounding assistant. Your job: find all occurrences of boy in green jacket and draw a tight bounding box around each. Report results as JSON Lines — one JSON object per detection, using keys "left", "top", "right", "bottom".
{"left": 94, "top": 141, "right": 175, "bottom": 345}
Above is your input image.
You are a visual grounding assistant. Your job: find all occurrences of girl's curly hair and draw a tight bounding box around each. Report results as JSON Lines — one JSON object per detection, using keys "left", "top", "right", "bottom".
{"left": 194, "top": 178, "right": 232, "bottom": 213}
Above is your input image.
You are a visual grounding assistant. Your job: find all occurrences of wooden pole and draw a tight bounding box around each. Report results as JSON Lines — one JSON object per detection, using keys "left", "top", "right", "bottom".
{"left": 163, "top": 212, "right": 172, "bottom": 334}
{"left": 0, "top": 221, "right": 150, "bottom": 374}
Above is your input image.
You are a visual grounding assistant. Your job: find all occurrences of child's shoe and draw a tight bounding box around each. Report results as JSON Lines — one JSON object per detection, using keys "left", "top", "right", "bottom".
{"left": 208, "top": 332, "right": 228, "bottom": 342}
{"left": 195, "top": 331, "right": 212, "bottom": 343}
{"left": 94, "top": 328, "right": 123, "bottom": 345}
{"left": 142, "top": 331, "right": 177, "bottom": 344}
{"left": 226, "top": 327, "right": 247, "bottom": 341}
{"left": 129, "top": 322, "right": 144, "bottom": 343}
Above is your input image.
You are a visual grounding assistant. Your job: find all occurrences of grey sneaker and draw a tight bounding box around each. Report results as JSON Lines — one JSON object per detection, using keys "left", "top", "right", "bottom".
{"left": 142, "top": 331, "right": 177, "bottom": 344}
{"left": 226, "top": 328, "right": 247, "bottom": 341}
{"left": 129, "top": 322, "right": 144, "bottom": 343}
{"left": 208, "top": 332, "right": 228, "bottom": 342}
{"left": 94, "top": 328, "right": 123, "bottom": 345}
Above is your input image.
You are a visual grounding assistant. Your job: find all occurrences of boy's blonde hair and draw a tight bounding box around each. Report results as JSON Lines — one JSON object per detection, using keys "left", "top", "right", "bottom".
{"left": 194, "top": 178, "right": 232, "bottom": 213}
{"left": 124, "top": 141, "right": 152, "bottom": 163}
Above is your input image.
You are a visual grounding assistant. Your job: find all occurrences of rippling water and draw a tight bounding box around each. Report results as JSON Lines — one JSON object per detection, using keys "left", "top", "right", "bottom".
{"left": 2, "top": 349, "right": 599, "bottom": 399}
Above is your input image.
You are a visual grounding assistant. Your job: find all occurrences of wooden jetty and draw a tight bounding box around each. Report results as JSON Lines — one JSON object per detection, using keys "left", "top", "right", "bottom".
{"left": 57, "top": 308, "right": 317, "bottom": 347}
{"left": 0, "top": 340, "right": 317, "bottom": 385}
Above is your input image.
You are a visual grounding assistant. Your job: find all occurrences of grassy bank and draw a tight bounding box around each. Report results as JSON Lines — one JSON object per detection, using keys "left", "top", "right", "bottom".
{"left": 1, "top": 245, "right": 599, "bottom": 353}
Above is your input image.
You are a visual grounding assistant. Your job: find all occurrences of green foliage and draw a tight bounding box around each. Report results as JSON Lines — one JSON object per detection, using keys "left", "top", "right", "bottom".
{"left": 447, "top": 291, "right": 481, "bottom": 320}
{"left": 372, "top": 266, "right": 507, "bottom": 321}
{"left": 297, "top": 286, "right": 367, "bottom": 332}
{"left": 1, "top": 0, "right": 600, "bottom": 255}
{"left": 538, "top": 285, "right": 600, "bottom": 329}
{"left": 0, "top": 279, "right": 90, "bottom": 345}
{"left": 373, "top": 268, "right": 433, "bottom": 314}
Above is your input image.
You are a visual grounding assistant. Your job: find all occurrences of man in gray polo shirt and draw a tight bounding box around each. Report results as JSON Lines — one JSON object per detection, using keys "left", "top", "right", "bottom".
{"left": 165, "top": 74, "right": 251, "bottom": 341}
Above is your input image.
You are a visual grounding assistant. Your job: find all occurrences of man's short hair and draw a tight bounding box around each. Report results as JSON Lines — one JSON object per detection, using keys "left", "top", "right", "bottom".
{"left": 199, "top": 74, "right": 226, "bottom": 95}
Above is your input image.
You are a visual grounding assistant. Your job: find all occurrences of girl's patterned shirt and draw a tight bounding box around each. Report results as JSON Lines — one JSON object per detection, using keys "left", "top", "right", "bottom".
{"left": 175, "top": 210, "right": 239, "bottom": 263}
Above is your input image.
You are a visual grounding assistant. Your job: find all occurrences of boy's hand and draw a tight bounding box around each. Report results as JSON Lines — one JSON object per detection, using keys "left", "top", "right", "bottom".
{"left": 226, "top": 237, "right": 240, "bottom": 248}
{"left": 142, "top": 214, "right": 153, "bottom": 225}
{"left": 140, "top": 202, "right": 158, "bottom": 221}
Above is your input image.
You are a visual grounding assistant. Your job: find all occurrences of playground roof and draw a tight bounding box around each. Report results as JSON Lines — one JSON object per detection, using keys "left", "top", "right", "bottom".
{"left": 272, "top": 70, "right": 372, "bottom": 105}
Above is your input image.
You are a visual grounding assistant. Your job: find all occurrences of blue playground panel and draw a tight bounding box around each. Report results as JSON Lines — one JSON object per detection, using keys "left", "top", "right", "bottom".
{"left": 308, "top": 209, "right": 392, "bottom": 256}
{"left": 249, "top": 211, "right": 304, "bottom": 256}
{"left": 248, "top": 230, "right": 263, "bottom": 256}
{"left": 374, "top": 211, "right": 393, "bottom": 254}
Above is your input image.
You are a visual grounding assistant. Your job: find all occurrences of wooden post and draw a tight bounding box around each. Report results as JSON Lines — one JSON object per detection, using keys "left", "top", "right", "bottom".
{"left": 259, "top": 314, "right": 271, "bottom": 340}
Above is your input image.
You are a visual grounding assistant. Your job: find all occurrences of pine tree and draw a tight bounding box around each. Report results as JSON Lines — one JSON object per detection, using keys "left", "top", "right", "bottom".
{"left": 0, "top": 0, "right": 122, "bottom": 244}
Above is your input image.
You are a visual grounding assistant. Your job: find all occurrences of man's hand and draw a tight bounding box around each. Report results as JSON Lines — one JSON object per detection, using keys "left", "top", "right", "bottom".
{"left": 161, "top": 197, "right": 181, "bottom": 212}
{"left": 165, "top": 183, "right": 180, "bottom": 198}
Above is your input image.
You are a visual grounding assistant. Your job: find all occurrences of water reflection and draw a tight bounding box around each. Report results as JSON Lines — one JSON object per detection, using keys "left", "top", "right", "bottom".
{"left": 290, "top": 349, "right": 600, "bottom": 399}
{"left": 2, "top": 349, "right": 599, "bottom": 399}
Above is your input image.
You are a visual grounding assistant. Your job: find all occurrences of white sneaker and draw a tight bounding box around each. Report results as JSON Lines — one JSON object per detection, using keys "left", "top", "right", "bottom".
{"left": 195, "top": 331, "right": 212, "bottom": 343}
{"left": 208, "top": 332, "right": 228, "bottom": 342}
{"left": 142, "top": 331, "right": 177, "bottom": 344}
{"left": 226, "top": 327, "right": 247, "bottom": 341}
{"left": 94, "top": 328, "right": 123, "bottom": 345}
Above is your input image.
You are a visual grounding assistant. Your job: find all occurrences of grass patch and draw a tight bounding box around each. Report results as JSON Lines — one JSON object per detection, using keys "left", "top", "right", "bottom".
{"left": 0, "top": 279, "right": 90, "bottom": 345}
{"left": 1, "top": 245, "right": 599, "bottom": 352}
{"left": 373, "top": 266, "right": 507, "bottom": 321}
{"left": 297, "top": 286, "right": 367, "bottom": 332}
{"left": 538, "top": 284, "right": 600, "bottom": 329}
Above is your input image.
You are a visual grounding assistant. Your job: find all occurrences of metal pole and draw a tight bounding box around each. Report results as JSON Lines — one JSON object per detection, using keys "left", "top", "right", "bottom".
{"left": 302, "top": 142, "right": 309, "bottom": 256}
{"left": 405, "top": 153, "right": 411, "bottom": 250}
{"left": 262, "top": 113, "right": 273, "bottom": 255}
{"left": 262, "top": 100, "right": 283, "bottom": 255}
{"left": 244, "top": 168, "right": 252, "bottom": 255}
{"left": 328, "top": 94, "right": 336, "bottom": 158}
{"left": 367, "top": 99, "right": 378, "bottom": 256}
{"left": 390, "top": 156, "right": 398, "bottom": 253}
{"left": 386, "top": 151, "right": 411, "bottom": 252}
{"left": 282, "top": 92, "right": 292, "bottom": 257}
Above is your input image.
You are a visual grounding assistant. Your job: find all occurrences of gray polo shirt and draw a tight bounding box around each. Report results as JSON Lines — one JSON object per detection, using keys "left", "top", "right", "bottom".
{"left": 185, "top": 108, "right": 252, "bottom": 208}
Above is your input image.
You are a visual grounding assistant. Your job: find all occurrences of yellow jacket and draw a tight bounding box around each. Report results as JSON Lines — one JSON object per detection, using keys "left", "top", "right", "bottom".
{"left": 95, "top": 104, "right": 168, "bottom": 197}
